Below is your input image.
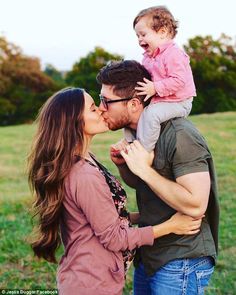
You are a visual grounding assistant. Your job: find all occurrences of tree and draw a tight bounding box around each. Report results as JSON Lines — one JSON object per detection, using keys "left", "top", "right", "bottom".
{"left": 184, "top": 34, "right": 236, "bottom": 114}
{"left": 0, "top": 36, "right": 57, "bottom": 125}
{"left": 44, "top": 64, "right": 66, "bottom": 88}
{"left": 66, "top": 47, "right": 123, "bottom": 104}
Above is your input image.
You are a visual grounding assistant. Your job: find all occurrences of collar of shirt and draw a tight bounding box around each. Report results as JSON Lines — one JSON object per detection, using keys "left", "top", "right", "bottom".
{"left": 143, "top": 40, "right": 175, "bottom": 59}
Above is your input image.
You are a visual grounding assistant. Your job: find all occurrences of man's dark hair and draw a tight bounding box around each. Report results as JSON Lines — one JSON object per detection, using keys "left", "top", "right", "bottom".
{"left": 96, "top": 60, "right": 151, "bottom": 103}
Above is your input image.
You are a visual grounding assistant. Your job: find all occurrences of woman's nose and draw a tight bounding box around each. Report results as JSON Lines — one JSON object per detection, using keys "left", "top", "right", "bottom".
{"left": 97, "top": 107, "right": 103, "bottom": 115}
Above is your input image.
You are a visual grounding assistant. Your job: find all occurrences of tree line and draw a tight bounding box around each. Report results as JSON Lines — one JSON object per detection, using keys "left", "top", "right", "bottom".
{"left": 0, "top": 34, "right": 235, "bottom": 126}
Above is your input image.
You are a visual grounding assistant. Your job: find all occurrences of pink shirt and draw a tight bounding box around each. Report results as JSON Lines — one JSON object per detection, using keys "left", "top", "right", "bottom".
{"left": 142, "top": 40, "right": 196, "bottom": 103}
{"left": 57, "top": 160, "right": 154, "bottom": 295}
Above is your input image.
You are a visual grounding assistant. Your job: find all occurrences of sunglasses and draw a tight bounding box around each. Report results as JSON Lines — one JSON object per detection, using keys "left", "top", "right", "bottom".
{"left": 99, "top": 94, "right": 133, "bottom": 110}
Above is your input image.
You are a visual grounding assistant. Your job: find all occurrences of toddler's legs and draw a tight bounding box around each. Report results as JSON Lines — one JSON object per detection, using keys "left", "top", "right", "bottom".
{"left": 179, "top": 97, "right": 193, "bottom": 116}
{"left": 123, "top": 127, "right": 136, "bottom": 143}
{"left": 137, "top": 98, "right": 193, "bottom": 151}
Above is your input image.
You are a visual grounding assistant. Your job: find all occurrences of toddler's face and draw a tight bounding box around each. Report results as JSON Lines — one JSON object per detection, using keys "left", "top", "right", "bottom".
{"left": 134, "top": 16, "right": 168, "bottom": 57}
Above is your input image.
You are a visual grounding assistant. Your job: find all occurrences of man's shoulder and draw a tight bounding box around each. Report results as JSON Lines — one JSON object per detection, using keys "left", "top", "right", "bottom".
{"left": 158, "top": 118, "right": 213, "bottom": 179}
{"left": 160, "top": 117, "right": 208, "bottom": 149}
{"left": 162, "top": 117, "right": 198, "bottom": 134}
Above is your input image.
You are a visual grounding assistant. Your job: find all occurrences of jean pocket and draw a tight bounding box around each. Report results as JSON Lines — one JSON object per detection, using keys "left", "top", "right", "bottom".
{"left": 196, "top": 265, "right": 214, "bottom": 294}
{"left": 160, "top": 258, "right": 185, "bottom": 273}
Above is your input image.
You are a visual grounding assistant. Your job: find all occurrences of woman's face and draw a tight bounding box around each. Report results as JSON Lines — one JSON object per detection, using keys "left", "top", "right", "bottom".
{"left": 83, "top": 92, "right": 109, "bottom": 137}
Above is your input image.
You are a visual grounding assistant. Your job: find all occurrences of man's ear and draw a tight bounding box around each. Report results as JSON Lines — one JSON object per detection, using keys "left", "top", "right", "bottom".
{"left": 128, "top": 97, "right": 143, "bottom": 112}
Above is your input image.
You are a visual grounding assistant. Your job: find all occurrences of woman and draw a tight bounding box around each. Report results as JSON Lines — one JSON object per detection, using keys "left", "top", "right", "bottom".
{"left": 28, "top": 87, "right": 202, "bottom": 295}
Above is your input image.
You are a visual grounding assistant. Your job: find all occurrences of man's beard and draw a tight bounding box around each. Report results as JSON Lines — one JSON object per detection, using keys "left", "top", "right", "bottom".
{"left": 108, "top": 114, "right": 131, "bottom": 131}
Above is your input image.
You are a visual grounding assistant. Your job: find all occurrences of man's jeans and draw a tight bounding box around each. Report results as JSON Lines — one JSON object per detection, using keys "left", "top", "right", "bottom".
{"left": 133, "top": 256, "right": 214, "bottom": 295}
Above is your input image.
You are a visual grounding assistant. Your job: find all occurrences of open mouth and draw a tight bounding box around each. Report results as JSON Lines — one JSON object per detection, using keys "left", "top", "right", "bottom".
{"left": 140, "top": 43, "right": 149, "bottom": 51}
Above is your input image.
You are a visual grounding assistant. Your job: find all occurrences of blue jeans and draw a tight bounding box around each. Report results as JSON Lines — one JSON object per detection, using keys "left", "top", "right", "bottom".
{"left": 133, "top": 256, "right": 214, "bottom": 295}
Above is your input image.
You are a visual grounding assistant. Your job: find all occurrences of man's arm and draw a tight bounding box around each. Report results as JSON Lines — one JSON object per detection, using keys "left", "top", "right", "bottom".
{"left": 121, "top": 141, "right": 210, "bottom": 218}
{"left": 129, "top": 212, "right": 140, "bottom": 224}
{"left": 110, "top": 139, "right": 139, "bottom": 188}
{"left": 140, "top": 167, "right": 210, "bottom": 218}
{"left": 116, "top": 163, "right": 139, "bottom": 188}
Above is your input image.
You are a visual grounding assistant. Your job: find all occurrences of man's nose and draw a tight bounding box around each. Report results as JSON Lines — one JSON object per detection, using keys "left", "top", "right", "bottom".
{"left": 98, "top": 101, "right": 106, "bottom": 112}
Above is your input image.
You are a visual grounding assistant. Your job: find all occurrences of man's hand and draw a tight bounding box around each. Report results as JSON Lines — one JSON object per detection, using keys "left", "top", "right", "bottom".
{"left": 135, "top": 78, "right": 156, "bottom": 101}
{"left": 120, "top": 140, "right": 154, "bottom": 177}
{"left": 110, "top": 139, "right": 129, "bottom": 166}
{"left": 120, "top": 140, "right": 210, "bottom": 218}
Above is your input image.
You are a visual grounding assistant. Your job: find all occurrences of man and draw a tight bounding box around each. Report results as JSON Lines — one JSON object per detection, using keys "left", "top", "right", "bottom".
{"left": 97, "top": 60, "right": 219, "bottom": 294}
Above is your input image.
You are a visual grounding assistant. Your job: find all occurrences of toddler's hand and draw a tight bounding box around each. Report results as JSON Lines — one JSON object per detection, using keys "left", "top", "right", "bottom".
{"left": 135, "top": 78, "right": 156, "bottom": 101}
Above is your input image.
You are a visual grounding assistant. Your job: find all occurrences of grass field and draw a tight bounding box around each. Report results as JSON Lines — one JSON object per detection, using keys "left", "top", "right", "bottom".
{"left": 0, "top": 112, "right": 236, "bottom": 294}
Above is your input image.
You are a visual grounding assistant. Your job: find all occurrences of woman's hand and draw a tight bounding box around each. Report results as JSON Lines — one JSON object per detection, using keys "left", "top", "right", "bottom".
{"left": 120, "top": 140, "right": 154, "bottom": 178}
{"left": 152, "top": 212, "right": 202, "bottom": 239}
{"left": 110, "top": 139, "right": 129, "bottom": 166}
{"left": 168, "top": 212, "right": 202, "bottom": 235}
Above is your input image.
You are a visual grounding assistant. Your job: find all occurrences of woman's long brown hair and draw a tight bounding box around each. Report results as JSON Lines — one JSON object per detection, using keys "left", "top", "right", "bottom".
{"left": 28, "top": 87, "right": 85, "bottom": 263}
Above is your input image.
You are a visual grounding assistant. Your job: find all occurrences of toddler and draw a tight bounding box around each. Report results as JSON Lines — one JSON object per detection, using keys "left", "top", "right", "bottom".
{"left": 124, "top": 6, "right": 196, "bottom": 151}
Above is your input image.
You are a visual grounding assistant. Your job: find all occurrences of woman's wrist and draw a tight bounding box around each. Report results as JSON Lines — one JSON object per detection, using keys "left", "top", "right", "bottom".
{"left": 152, "top": 219, "right": 172, "bottom": 239}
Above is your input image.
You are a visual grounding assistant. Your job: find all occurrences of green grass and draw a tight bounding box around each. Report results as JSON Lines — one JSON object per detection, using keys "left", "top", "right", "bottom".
{"left": 0, "top": 112, "right": 235, "bottom": 294}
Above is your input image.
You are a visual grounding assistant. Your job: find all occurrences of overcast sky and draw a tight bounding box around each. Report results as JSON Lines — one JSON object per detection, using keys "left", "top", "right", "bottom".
{"left": 1, "top": 0, "right": 236, "bottom": 70}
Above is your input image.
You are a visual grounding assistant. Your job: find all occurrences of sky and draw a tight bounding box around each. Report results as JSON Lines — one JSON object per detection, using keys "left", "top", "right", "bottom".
{"left": 1, "top": 0, "right": 236, "bottom": 71}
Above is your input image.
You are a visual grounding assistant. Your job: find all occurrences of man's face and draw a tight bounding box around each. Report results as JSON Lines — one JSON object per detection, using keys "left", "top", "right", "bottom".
{"left": 98, "top": 84, "right": 132, "bottom": 131}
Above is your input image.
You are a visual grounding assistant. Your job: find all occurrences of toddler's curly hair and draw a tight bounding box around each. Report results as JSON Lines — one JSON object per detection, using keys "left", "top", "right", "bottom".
{"left": 133, "top": 6, "right": 178, "bottom": 38}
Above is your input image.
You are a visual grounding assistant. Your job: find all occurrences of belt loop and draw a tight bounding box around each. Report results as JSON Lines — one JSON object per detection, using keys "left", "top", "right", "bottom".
{"left": 184, "top": 258, "right": 189, "bottom": 271}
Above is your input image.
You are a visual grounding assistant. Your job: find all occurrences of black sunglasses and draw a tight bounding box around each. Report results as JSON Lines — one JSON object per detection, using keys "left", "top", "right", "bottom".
{"left": 99, "top": 94, "right": 133, "bottom": 110}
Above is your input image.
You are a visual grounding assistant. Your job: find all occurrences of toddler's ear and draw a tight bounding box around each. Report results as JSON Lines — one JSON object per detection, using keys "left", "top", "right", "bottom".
{"left": 160, "top": 27, "right": 168, "bottom": 38}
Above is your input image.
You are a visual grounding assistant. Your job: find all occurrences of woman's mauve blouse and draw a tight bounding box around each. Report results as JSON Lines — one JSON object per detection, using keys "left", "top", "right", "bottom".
{"left": 57, "top": 159, "right": 154, "bottom": 295}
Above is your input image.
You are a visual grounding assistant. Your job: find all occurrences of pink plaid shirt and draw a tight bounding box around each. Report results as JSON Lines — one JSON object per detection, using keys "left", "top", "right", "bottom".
{"left": 142, "top": 40, "right": 196, "bottom": 103}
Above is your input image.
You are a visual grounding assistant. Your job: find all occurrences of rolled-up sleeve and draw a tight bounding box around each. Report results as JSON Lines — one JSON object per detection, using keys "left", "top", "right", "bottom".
{"left": 172, "top": 130, "right": 210, "bottom": 179}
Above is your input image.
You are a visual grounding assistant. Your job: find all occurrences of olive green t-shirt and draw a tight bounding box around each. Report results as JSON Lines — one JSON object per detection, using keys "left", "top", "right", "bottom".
{"left": 134, "top": 118, "right": 219, "bottom": 276}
